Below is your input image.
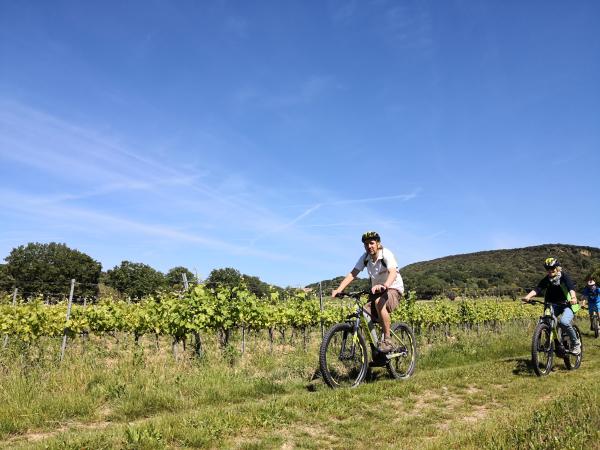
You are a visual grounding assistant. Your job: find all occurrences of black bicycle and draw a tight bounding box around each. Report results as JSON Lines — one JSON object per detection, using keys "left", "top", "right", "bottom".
{"left": 319, "top": 290, "right": 417, "bottom": 388}
{"left": 525, "top": 300, "right": 582, "bottom": 376}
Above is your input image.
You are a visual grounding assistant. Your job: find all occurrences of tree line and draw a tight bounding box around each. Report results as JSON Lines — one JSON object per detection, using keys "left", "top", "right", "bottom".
{"left": 3, "top": 242, "right": 599, "bottom": 302}
{"left": 308, "top": 244, "right": 600, "bottom": 299}
{"left": 0, "top": 242, "right": 275, "bottom": 301}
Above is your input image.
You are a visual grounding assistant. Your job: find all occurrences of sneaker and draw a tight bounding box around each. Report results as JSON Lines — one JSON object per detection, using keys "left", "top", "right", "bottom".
{"left": 378, "top": 339, "right": 394, "bottom": 353}
{"left": 571, "top": 343, "right": 581, "bottom": 356}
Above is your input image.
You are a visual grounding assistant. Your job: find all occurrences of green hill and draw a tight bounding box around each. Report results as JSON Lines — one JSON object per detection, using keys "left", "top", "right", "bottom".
{"left": 308, "top": 244, "right": 600, "bottom": 299}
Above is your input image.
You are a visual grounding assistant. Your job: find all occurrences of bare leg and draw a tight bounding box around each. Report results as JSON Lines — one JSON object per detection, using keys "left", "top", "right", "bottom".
{"left": 375, "top": 297, "right": 391, "bottom": 340}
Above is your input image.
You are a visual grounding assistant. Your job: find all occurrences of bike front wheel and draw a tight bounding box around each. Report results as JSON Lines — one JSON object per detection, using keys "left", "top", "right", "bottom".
{"left": 563, "top": 325, "right": 582, "bottom": 370}
{"left": 319, "top": 323, "right": 368, "bottom": 388}
{"left": 386, "top": 322, "right": 417, "bottom": 380}
{"left": 532, "top": 322, "right": 554, "bottom": 376}
{"left": 593, "top": 315, "right": 599, "bottom": 339}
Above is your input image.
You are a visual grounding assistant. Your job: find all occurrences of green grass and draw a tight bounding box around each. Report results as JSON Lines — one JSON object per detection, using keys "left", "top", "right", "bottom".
{"left": 1, "top": 320, "right": 599, "bottom": 449}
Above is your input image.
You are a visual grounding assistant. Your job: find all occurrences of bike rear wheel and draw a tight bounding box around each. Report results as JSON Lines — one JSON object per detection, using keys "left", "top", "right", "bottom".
{"left": 319, "top": 323, "right": 368, "bottom": 388}
{"left": 563, "top": 325, "right": 582, "bottom": 370}
{"left": 386, "top": 322, "right": 417, "bottom": 379}
{"left": 531, "top": 322, "right": 554, "bottom": 376}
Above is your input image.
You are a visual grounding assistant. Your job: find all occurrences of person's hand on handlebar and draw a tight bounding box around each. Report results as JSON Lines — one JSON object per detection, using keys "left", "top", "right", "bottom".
{"left": 371, "top": 284, "right": 387, "bottom": 295}
{"left": 331, "top": 289, "right": 341, "bottom": 298}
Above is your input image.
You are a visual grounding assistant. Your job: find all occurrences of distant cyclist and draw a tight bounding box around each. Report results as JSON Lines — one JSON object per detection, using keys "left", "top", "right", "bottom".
{"left": 582, "top": 277, "right": 600, "bottom": 331}
{"left": 522, "top": 257, "right": 581, "bottom": 355}
{"left": 332, "top": 231, "right": 405, "bottom": 353}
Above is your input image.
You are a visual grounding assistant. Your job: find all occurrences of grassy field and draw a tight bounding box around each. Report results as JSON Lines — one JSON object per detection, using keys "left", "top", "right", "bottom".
{"left": 1, "top": 319, "right": 599, "bottom": 449}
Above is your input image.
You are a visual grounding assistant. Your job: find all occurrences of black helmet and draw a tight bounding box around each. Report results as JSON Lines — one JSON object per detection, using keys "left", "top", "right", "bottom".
{"left": 361, "top": 231, "right": 381, "bottom": 243}
{"left": 543, "top": 257, "right": 561, "bottom": 270}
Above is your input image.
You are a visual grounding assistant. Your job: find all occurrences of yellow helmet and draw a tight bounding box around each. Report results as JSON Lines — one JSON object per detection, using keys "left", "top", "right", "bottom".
{"left": 543, "top": 257, "right": 561, "bottom": 270}
{"left": 361, "top": 231, "right": 380, "bottom": 243}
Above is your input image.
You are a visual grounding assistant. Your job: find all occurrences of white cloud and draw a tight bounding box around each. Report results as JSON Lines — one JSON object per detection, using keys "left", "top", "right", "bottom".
{"left": 0, "top": 100, "right": 431, "bottom": 284}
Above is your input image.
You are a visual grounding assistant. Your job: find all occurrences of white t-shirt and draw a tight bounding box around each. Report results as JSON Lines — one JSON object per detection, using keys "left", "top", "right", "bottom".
{"left": 354, "top": 247, "right": 404, "bottom": 293}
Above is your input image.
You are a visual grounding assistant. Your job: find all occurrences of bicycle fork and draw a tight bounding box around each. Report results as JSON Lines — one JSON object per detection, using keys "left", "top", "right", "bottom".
{"left": 338, "top": 318, "right": 362, "bottom": 361}
{"left": 549, "top": 320, "right": 570, "bottom": 357}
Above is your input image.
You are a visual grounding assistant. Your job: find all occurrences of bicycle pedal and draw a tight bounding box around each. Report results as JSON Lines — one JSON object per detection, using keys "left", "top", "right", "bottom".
{"left": 385, "top": 351, "right": 406, "bottom": 359}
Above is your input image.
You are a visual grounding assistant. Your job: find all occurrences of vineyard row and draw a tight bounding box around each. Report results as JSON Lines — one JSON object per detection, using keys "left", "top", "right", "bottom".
{"left": 0, "top": 285, "right": 554, "bottom": 343}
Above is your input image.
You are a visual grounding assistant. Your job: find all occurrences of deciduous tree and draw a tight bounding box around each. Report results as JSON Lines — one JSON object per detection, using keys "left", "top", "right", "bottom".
{"left": 4, "top": 242, "right": 101, "bottom": 298}
{"left": 205, "top": 267, "right": 243, "bottom": 291}
{"left": 166, "top": 266, "right": 198, "bottom": 291}
{"left": 105, "top": 261, "right": 165, "bottom": 299}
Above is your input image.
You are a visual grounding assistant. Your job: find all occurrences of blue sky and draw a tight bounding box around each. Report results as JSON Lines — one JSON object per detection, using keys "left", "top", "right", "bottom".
{"left": 1, "top": 1, "right": 599, "bottom": 287}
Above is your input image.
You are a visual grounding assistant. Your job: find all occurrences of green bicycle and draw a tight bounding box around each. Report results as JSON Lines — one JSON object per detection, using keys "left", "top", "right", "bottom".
{"left": 319, "top": 290, "right": 417, "bottom": 388}
{"left": 526, "top": 300, "right": 582, "bottom": 376}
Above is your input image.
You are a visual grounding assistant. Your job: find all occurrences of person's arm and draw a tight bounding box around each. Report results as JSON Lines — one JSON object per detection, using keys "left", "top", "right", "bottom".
{"left": 332, "top": 268, "right": 360, "bottom": 297}
{"left": 372, "top": 269, "right": 397, "bottom": 294}
{"left": 523, "top": 277, "right": 546, "bottom": 302}
{"left": 372, "top": 249, "right": 398, "bottom": 294}
{"left": 522, "top": 289, "right": 538, "bottom": 302}
{"left": 569, "top": 290, "right": 578, "bottom": 305}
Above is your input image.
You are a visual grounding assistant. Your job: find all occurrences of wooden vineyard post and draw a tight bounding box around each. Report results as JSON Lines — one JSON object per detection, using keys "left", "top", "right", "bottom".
{"left": 319, "top": 282, "right": 324, "bottom": 339}
{"left": 59, "top": 279, "right": 76, "bottom": 362}
{"left": 2, "top": 288, "right": 18, "bottom": 349}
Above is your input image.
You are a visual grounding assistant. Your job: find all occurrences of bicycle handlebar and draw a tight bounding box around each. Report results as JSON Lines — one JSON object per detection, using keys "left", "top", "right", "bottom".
{"left": 523, "top": 299, "right": 577, "bottom": 307}
{"left": 334, "top": 290, "right": 370, "bottom": 299}
{"left": 522, "top": 299, "right": 545, "bottom": 305}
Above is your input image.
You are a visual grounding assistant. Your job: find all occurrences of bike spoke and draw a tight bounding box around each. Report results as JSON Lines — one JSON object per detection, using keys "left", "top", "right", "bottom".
{"left": 386, "top": 323, "right": 416, "bottom": 380}
{"left": 532, "top": 323, "right": 553, "bottom": 376}
{"left": 319, "top": 323, "right": 368, "bottom": 388}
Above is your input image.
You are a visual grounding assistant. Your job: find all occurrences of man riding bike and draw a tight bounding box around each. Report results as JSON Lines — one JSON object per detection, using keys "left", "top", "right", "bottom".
{"left": 582, "top": 277, "right": 600, "bottom": 331}
{"left": 331, "top": 231, "right": 405, "bottom": 353}
{"left": 522, "top": 257, "right": 581, "bottom": 355}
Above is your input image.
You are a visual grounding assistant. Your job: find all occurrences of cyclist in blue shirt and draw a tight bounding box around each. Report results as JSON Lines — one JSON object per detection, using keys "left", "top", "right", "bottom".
{"left": 582, "top": 277, "right": 600, "bottom": 330}
{"left": 522, "top": 257, "right": 581, "bottom": 355}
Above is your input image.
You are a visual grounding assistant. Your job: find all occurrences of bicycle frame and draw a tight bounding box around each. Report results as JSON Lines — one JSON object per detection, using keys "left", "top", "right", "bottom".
{"left": 345, "top": 293, "right": 407, "bottom": 360}
{"left": 540, "top": 304, "right": 560, "bottom": 341}
{"left": 346, "top": 300, "right": 377, "bottom": 342}
{"left": 534, "top": 301, "right": 578, "bottom": 357}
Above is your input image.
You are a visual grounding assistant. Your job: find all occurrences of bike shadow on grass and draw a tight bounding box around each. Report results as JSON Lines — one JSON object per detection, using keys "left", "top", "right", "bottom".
{"left": 509, "top": 357, "right": 569, "bottom": 376}
{"left": 305, "top": 366, "right": 392, "bottom": 391}
{"left": 510, "top": 357, "right": 582, "bottom": 376}
{"left": 510, "top": 357, "right": 537, "bottom": 376}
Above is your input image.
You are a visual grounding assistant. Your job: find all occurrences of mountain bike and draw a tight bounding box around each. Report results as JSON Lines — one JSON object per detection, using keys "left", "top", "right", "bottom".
{"left": 525, "top": 300, "right": 582, "bottom": 376}
{"left": 319, "top": 290, "right": 417, "bottom": 388}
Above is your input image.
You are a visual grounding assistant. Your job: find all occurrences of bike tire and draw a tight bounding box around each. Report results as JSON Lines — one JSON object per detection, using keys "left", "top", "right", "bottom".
{"left": 594, "top": 315, "right": 599, "bottom": 339}
{"left": 319, "top": 323, "right": 368, "bottom": 388}
{"left": 563, "top": 325, "right": 582, "bottom": 370}
{"left": 531, "top": 322, "right": 554, "bottom": 377}
{"left": 386, "top": 322, "right": 417, "bottom": 380}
